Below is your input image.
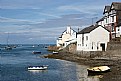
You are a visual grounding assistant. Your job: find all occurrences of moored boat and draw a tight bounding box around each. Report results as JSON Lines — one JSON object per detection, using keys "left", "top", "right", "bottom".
{"left": 53, "top": 51, "right": 58, "bottom": 54}
{"left": 32, "top": 51, "right": 41, "bottom": 54}
{"left": 28, "top": 65, "right": 48, "bottom": 70}
{"left": 5, "top": 46, "right": 12, "bottom": 50}
{"left": 87, "top": 66, "right": 110, "bottom": 75}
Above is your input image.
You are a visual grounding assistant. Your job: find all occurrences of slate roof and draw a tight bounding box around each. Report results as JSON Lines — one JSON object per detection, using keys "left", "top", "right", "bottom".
{"left": 111, "top": 2, "right": 121, "bottom": 11}
{"left": 78, "top": 25, "right": 97, "bottom": 34}
{"left": 78, "top": 25, "right": 109, "bottom": 34}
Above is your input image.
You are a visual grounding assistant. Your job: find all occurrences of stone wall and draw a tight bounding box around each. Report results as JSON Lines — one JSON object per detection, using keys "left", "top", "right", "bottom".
{"left": 76, "top": 51, "right": 103, "bottom": 58}
{"left": 104, "top": 42, "right": 121, "bottom": 58}
{"left": 107, "top": 42, "right": 121, "bottom": 50}
{"left": 47, "top": 46, "right": 60, "bottom": 51}
{"left": 63, "top": 43, "right": 103, "bottom": 58}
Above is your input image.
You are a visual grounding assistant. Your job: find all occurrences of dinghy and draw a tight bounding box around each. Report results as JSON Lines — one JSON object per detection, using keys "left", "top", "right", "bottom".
{"left": 87, "top": 66, "right": 110, "bottom": 74}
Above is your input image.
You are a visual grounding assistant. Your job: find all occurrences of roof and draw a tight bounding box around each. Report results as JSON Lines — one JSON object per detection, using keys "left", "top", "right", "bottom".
{"left": 78, "top": 25, "right": 109, "bottom": 34}
{"left": 78, "top": 25, "right": 97, "bottom": 34}
{"left": 103, "top": 6, "right": 111, "bottom": 14}
{"left": 110, "top": 2, "right": 121, "bottom": 11}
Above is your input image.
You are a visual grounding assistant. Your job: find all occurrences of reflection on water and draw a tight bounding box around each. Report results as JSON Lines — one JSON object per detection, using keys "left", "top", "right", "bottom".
{"left": 75, "top": 64, "right": 103, "bottom": 81}
{"left": 28, "top": 70, "right": 48, "bottom": 74}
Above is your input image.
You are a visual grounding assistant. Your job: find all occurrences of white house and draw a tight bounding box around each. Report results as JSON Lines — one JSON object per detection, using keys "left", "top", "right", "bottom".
{"left": 64, "top": 32, "right": 77, "bottom": 47}
{"left": 77, "top": 25, "right": 110, "bottom": 51}
{"left": 56, "top": 26, "right": 77, "bottom": 47}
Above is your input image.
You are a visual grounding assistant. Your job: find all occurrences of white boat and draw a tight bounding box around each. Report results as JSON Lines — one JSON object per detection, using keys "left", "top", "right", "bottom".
{"left": 87, "top": 66, "right": 110, "bottom": 74}
{"left": 28, "top": 65, "right": 48, "bottom": 70}
{"left": 53, "top": 51, "right": 58, "bottom": 54}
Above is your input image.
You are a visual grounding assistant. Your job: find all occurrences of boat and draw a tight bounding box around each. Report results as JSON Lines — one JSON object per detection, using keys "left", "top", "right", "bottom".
{"left": 32, "top": 51, "right": 41, "bottom": 54}
{"left": 5, "top": 33, "right": 12, "bottom": 50}
{"left": 87, "top": 66, "right": 110, "bottom": 75}
{"left": 53, "top": 51, "right": 59, "bottom": 54}
{"left": 5, "top": 45, "right": 12, "bottom": 50}
{"left": 28, "top": 65, "right": 48, "bottom": 70}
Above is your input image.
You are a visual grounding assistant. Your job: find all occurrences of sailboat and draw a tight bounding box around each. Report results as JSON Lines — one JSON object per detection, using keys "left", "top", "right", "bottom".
{"left": 5, "top": 33, "right": 12, "bottom": 50}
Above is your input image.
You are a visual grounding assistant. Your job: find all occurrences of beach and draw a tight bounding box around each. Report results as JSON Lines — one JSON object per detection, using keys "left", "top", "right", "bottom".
{"left": 44, "top": 51, "right": 121, "bottom": 81}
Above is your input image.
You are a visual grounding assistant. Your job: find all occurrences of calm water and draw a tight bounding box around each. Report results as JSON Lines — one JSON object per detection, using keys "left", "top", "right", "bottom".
{"left": 0, "top": 44, "right": 101, "bottom": 81}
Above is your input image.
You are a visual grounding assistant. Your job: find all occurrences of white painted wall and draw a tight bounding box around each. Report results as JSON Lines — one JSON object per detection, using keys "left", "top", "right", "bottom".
{"left": 56, "top": 38, "right": 62, "bottom": 47}
{"left": 116, "top": 26, "right": 121, "bottom": 37}
{"left": 77, "top": 26, "right": 109, "bottom": 51}
{"left": 64, "top": 32, "right": 77, "bottom": 47}
{"left": 90, "top": 26, "right": 109, "bottom": 51}
{"left": 56, "top": 26, "right": 77, "bottom": 47}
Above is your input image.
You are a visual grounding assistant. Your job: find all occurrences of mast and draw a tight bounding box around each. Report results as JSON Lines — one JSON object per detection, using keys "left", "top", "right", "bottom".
{"left": 7, "top": 32, "right": 9, "bottom": 46}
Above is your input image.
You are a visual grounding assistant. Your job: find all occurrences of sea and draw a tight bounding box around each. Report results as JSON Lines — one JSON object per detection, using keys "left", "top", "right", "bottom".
{"left": 0, "top": 44, "right": 101, "bottom": 81}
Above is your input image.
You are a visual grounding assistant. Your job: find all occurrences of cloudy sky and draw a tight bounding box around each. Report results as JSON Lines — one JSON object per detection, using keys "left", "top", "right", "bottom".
{"left": 0, "top": 0, "right": 121, "bottom": 44}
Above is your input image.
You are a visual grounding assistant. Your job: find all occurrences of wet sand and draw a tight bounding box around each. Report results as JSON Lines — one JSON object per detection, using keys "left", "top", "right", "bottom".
{"left": 44, "top": 51, "right": 121, "bottom": 81}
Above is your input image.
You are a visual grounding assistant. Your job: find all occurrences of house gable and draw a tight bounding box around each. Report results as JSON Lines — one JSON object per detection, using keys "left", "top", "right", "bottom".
{"left": 77, "top": 25, "right": 110, "bottom": 51}
{"left": 103, "top": 6, "right": 111, "bottom": 14}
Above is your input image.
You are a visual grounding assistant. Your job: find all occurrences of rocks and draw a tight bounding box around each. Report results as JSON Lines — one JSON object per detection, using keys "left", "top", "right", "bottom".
{"left": 47, "top": 46, "right": 60, "bottom": 51}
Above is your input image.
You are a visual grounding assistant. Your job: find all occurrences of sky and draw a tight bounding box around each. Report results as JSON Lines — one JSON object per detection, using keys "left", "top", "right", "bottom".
{"left": 0, "top": 0, "right": 121, "bottom": 44}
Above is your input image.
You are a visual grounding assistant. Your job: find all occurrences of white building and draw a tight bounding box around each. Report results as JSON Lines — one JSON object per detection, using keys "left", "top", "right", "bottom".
{"left": 56, "top": 26, "right": 77, "bottom": 47}
{"left": 77, "top": 25, "right": 110, "bottom": 51}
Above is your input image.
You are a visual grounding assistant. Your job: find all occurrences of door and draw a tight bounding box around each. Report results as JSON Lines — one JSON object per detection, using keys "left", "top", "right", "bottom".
{"left": 100, "top": 43, "right": 105, "bottom": 51}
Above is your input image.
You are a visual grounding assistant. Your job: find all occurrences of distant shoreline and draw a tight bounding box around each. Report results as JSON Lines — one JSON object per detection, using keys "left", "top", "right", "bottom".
{"left": 44, "top": 51, "right": 121, "bottom": 81}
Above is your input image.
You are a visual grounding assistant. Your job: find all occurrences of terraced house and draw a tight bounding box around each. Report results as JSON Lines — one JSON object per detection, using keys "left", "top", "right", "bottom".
{"left": 96, "top": 2, "right": 121, "bottom": 39}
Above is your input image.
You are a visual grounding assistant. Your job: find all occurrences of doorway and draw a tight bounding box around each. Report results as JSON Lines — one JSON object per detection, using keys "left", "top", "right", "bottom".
{"left": 100, "top": 43, "right": 105, "bottom": 51}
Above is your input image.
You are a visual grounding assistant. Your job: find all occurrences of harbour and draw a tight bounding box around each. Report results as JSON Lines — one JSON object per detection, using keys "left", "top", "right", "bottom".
{"left": 0, "top": 44, "right": 101, "bottom": 81}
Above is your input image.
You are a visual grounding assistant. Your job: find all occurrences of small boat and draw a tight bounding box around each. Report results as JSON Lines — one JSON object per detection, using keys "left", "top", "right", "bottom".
{"left": 87, "top": 66, "right": 110, "bottom": 75}
{"left": 5, "top": 46, "right": 12, "bottom": 50}
{"left": 32, "top": 51, "right": 41, "bottom": 54}
{"left": 28, "top": 65, "right": 48, "bottom": 70}
{"left": 53, "top": 51, "right": 58, "bottom": 54}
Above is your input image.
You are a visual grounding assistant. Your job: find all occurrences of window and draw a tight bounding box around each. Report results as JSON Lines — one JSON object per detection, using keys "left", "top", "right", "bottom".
{"left": 106, "top": 18, "right": 108, "bottom": 23}
{"left": 86, "top": 36, "right": 88, "bottom": 40}
{"left": 118, "top": 28, "right": 120, "bottom": 31}
{"left": 112, "top": 23, "right": 114, "bottom": 32}
{"left": 112, "top": 16, "right": 114, "bottom": 22}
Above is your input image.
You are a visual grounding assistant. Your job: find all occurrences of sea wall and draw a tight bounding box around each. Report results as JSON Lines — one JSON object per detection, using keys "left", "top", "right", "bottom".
{"left": 62, "top": 43, "right": 103, "bottom": 58}
{"left": 107, "top": 42, "right": 121, "bottom": 50}
{"left": 76, "top": 51, "right": 103, "bottom": 58}
{"left": 47, "top": 41, "right": 121, "bottom": 58}
{"left": 104, "top": 42, "right": 121, "bottom": 58}
{"left": 47, "top": 46, "right": 60, "bottom": 51}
